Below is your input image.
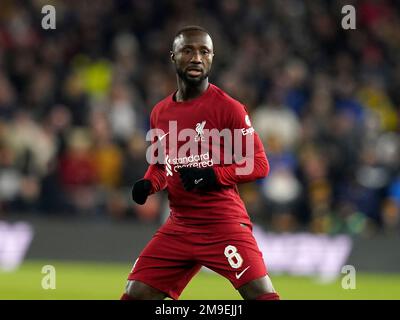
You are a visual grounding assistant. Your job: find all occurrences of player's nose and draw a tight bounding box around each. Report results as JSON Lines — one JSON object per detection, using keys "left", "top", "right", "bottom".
{"left": 190, "top": 51, "right": 202, "bottom": 63}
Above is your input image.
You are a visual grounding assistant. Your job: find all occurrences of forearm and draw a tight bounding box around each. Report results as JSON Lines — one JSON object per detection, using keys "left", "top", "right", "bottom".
{"left": 144, "top": 164, "right": 167, "bottom": 194}
{"left": 213, "top": 151, "right": 270, "bottom": 186}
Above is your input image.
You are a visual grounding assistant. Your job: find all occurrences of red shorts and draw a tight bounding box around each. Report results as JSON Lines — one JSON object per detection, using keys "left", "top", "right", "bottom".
{"left": 127, "top": 222, "right": 267, "bottom": 299}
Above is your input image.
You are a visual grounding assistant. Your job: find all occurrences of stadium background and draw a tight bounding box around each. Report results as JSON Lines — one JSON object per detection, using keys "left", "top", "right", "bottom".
{"left": 0, "top": 0, "right": 399, "bottom": 299}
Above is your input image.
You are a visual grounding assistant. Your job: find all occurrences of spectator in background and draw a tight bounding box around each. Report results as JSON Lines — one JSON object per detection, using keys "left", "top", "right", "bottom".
{"left": 108, "top": 83, "right": 141, "bottom": 143}
{"left": 0, "top": 72, "right": 17, "bottom": 120}
{"left": 58, "top": 128, "right": 97, "bottom": 214}
{"left": 90, "top": 111, "right": 122, "bottom": 189}
{"left": 0, "top": 0, "right": 398, "bottom": 235}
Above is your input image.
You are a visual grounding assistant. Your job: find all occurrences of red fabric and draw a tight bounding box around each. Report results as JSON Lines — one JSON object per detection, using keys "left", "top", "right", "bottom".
{"left": 214, "top": 151, "right": 269, "bottom": 186}
{"left": 143, "top": 84, "right": 269, "bottom": 228}
{"left": 256, "top": 292, "right": 280, "bottom": 300}
{"left": 128, "top": 222, "right": 267, "bottom": 300}
{"left": 144, "top": 164, "right": 167, "bottom": 194}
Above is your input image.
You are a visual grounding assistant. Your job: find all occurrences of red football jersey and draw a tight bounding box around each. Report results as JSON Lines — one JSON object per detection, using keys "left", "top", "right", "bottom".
{"left": 143, "top": 84, "right": 269, "bottom": 232}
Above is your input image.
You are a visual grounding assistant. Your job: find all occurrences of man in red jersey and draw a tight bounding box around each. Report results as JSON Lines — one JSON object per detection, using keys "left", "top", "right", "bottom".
{"left": 121, "top": 26, "right": 279, "bottom": 300}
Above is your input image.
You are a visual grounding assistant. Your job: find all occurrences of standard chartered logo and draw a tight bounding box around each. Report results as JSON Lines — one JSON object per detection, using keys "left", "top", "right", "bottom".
{"left": 164, "top": 152, "right": 213, "bottom": 176}
{"left": 146, "top": 120, "right": 256, "bottom": 175}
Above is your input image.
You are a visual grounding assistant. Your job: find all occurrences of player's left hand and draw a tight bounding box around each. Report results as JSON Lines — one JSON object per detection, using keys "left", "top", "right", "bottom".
{"left": 178, "top": 167, "right": 218, "bottom": 191}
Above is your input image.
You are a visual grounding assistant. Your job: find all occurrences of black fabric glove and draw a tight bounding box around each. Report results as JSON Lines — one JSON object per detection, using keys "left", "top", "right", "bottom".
{"left": 178, "top": 167, "right": 218, "bottom": 191}
{"left": 131, "top": 179, "right": 152, "bottom": 205}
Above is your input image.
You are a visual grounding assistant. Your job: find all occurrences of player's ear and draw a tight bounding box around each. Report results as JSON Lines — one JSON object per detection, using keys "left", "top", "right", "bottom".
{"left": 170, "top": 51, "right": 175, "bottom": 63}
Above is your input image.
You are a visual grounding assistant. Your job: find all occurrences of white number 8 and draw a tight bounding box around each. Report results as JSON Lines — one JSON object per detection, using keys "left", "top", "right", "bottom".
{"left": 224, "top": 245, "right": 243, "bottom": 269}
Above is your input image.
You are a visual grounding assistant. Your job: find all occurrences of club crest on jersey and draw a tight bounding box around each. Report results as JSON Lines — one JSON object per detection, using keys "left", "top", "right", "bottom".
{"left": 146, "top": 119, "right": 257, "bottom": 176}
{"left": 195, "top": 121, "right": 206, "bottom": 142}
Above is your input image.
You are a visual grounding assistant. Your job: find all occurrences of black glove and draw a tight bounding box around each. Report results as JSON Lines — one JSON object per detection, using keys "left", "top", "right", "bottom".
{"left": 178, "top": 167, "right": 218, "bottom": 191}
{"left": 131, "top": 179, "right": 152, "bottom": 205}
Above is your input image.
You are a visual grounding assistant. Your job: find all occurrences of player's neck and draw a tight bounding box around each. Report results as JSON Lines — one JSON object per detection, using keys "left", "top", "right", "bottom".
{"left": 175, "top": 78, "right": 209, "bottom": 102}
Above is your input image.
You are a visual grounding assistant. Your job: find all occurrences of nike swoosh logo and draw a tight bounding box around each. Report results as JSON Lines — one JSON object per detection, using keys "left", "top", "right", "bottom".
{"left": 158, "top": 132, "right": 169, "bottom": 141}
{"left": 194, "top": 178, "right": 203, "bottom": 185}
{"left": 235, "top": 266, "right": 250, "bottom": 279}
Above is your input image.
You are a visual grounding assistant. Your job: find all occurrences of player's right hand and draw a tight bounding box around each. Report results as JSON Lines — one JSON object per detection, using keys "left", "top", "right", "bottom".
{"left": 131, "top": 179, "right": 152, "bottom": 205}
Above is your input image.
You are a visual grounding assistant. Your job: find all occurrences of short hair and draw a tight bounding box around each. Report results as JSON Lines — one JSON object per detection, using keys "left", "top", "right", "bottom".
{"left": 174, "top": 25, "right": 211, "bottom": 39}
{"left": 172, "top": 25, "right": 212, "bottom": 50}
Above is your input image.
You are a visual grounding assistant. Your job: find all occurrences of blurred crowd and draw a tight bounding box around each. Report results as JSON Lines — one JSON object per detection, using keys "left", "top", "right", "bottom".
{"left": 0, "top": 0, "right": 399, "bottom": 235}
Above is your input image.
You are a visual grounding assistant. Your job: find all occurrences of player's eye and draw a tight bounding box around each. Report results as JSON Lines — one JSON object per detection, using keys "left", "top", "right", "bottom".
{"left": 201, "top": 49, "right": 209, "bottom": 55}
{"left": 182, "top": 48, "right": 192, "bottom": 55}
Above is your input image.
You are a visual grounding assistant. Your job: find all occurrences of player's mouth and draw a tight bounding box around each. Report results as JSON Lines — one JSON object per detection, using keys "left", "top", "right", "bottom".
{"left": 186, "top": 67, "right": 203, "bottom": 77}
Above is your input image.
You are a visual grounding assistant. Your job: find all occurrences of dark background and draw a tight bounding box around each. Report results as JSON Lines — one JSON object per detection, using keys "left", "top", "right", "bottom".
{"left": 0, "top": 0, "right": 399, "bottom": 236}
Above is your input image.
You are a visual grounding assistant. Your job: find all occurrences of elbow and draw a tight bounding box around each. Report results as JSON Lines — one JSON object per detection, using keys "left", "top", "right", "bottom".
{"left": 260, "top": 157, "right": 270, "bottom": 178}
{"left": 253, "top": 155, "right": 269, "bottom": 180}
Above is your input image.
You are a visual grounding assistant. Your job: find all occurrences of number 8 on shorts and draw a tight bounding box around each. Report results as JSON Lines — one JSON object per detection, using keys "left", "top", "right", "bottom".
{"left": 224, "top": 245, "right": 243, "bottom": 269}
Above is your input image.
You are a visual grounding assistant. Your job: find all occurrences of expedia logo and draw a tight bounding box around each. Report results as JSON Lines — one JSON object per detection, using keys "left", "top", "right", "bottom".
{"left": 242, "top": 114, "right": 254, "bottom": 136}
